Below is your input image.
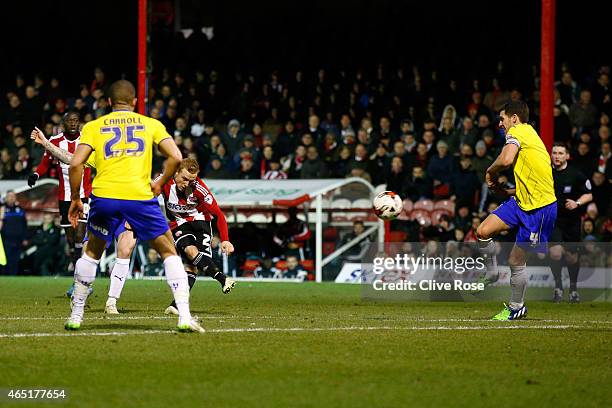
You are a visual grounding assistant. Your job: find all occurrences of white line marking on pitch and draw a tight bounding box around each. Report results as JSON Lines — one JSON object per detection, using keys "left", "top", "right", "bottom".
{"left": 0, "top": 325, "right": 590, "bottom": 338}
{"left": 1, "top": 316, "right": 611, "bottom": 324}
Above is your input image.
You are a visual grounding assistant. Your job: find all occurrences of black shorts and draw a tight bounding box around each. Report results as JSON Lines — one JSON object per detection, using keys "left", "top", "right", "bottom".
{"left": 171, "top": 220, "right": 213, "bottom": 262}
{"left": 550, "top": 216, "right": 581, "bottom": 252}
{"left": 58, "top": 198, "right": 89, "bottom": 228}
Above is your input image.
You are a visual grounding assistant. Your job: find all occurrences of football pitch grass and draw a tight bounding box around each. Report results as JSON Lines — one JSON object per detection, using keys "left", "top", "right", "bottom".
{"left": 0, "top": 277, "right": 610, "bottom": 408}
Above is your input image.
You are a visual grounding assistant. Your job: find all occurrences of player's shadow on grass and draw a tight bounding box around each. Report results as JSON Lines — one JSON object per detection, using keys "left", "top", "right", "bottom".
{"left": 190, "top": 310, "right": 235, "bottom": 316}
{"left": 80, "top": 323, "right": 170, "bottom": 331}
{"left": 87, "top": 308, "right": 158, "bottom": 314}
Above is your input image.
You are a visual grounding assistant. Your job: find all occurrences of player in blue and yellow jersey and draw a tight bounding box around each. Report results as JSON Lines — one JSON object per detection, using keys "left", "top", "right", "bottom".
{"left": 64, "top": 80, "right": 204, "bottom": 333}
{"left": 476, "top": 100, "right": 557, "bottom": 320}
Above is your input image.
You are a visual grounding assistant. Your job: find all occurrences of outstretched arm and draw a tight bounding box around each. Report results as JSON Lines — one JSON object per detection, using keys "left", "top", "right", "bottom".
{"left": 68, "top": 144, "right": 93, "bottom": 227}
{"left": 31, "top": 127, "right": 73, "bottom": 164}
{"left": 150, "top": 138, "right": 182, "bottom": 196}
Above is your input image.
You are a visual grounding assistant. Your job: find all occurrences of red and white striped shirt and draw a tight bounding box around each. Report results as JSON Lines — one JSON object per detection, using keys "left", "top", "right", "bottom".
{"left": 160, "top": 177, "right": 229, "bottom": 241}
{"left": 34, "top": 132, "right": 92, "bottom": 201}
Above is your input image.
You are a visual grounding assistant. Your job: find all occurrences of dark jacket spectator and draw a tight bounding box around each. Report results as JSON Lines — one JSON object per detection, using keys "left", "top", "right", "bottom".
{"left": 591, "top": 171, "right": 612, "bottom": 216}
{"left": 32, "top": 213, "right": 61, "bottom": 275}
{"left": 385, "top": 157, "right": 408, "bottom": 196}
{"left": 569, "top": 90, "right": 598, "bottom": 130}
{"left": 1, "top": 191, "right": 27, "bottom": 275}
{"left": 451, "top": 157, "right": 481, "bottom": 208}
{"left": 471, "top": 141, "right": 494, "bottom": 183}
{"left": 300, "top": 146, "right": 328, "bottom": 178}
{"left": 223, "top": 119, "right": 245, "bottom": 156}
{"left": 427, "top": 140, "right": 454, "bottom": 185}
{"left": 405, "top": 166, "right": 433, "bottom": 201}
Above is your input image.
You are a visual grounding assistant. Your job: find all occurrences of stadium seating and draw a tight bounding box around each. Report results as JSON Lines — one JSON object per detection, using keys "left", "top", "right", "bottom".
{"left": 414, "top": 199, "right": 434, "bottom": 212}
{"left": 347, "top": 211, "right": 368, "bottom": 221}
{"left": 430, "top": 209, "right": 451, "bottom": 226}
{"left": 247, "top": 213, "right": 270, "bottom": 223}
{"left": 433, "top": 199, "right": 455, "bottom": 216}
{"left": 351, "top": 198, "right": 372, "bottom": 209}
{"left": 409, "top": 209, "right": 432, "bottom": 226}
{"left": 274, "top": 213, "right": 288, "bottom": 223}
{"left": 403, "top": 199, "right": 414, "bottom": 213}
{"left": 331, "top": 198, "right": 352, "bottom": 209}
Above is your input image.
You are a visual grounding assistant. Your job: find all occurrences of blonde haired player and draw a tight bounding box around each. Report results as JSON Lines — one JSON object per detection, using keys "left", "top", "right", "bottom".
{"left": 475, "top": 100, "right": 557, "bottom": 320}
{"left": 65, "top": 79, "right": 204, "bottom": 332}
{"left": 157, "top": 158, "right": 235, "bottom": 315}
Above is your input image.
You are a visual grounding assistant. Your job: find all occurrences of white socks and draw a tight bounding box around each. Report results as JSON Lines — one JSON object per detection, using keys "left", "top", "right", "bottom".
{"left": 478, "top": 238, "right": 499, "bottom": 282}
{"left": 71, "top": 254, "right": 99, "bottom": 321}
{"left": 164, "top": 255, "right": 191, "bottom": 323}
{"left": 107, "top": 258, "right": 130, "bottom": 302}
{"left": 509, "top": 264, "right": 528, "bottom": 309}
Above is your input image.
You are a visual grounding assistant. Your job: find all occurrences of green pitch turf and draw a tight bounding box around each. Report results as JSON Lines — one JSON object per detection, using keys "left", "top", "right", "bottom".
{"left": 0, "top": 277, "right": 610, "bottom": 408}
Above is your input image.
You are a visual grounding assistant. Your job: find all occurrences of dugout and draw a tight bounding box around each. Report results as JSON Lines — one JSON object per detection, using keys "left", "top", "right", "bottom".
{"left": 204, "top": 178, "right": 384, "bottom": 282}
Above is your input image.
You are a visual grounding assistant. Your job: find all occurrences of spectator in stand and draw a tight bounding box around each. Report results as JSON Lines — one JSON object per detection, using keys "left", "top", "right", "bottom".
{"left": 262, "top": 157, "right": 288, "bottom": 180}
{"left": 286, "top": 145, "right": 306, "bottom": 178}
{"left": 454, "top": 205, "right": 472, "bottom": 233}
{"left": 572, "top": 142, "right": 596, "bottom": 178}
{"left": 0, "top": 191, "right": 28, "bottom": 275}
{"left": 321, "top": 132, "right": 340, "bottom": 165}
{"left": 439, "top": 116, "right": 459, "bottom": 155}
{"left": 591, "top": 171, "right": 611, "bottom": 216}
{"left": 301, "top": 146, "right": 328, "bottom": 178}
{"left": 569, "top": 90, "right": 598, "bottom": 132}
{"left": 143, "top": 248, "right": 164, "bottom": 277}
{"left": 450, "top": 156, "right": 481, "bottom": 209}
{"left": 590, "top": 72, "right": 610, "bottom": 115}
{"left": 597, "top": 142, "right": 611, "bottom": 175}
{"left": 31, "top": 212, "right": 61, "bottom": 275}
{"left": 556, "top": 71, "right": 580, "bottom": 107}
{"left": 405, "top": 165, "right": 433, "bottom": 201}
{"left": 581, "top": 218, "right": 598, "bottom": 241}
{"left": 239, "top": 157, "right": 258, "bottom": 179}
{"left": 472, "top": 140, "right": 494, "bottom": 184}
{"left": 421, "top": 129, "right": 436, "bottom": 155}
{"left": 368, "top": 144, "right": 390, "bottom": 185}
{"left": 0, "top": 149, "right": 13, "bottom": 179}
{"left": 463, "top": 215, "right": 482, "bottom": 243}
{"left": 223, "top": 119, "right": 244, "bottom": 156}
{"left": 386, "top": 156, "right": 407, "bottom": 195}
{"left": 427, "top": 140, "right": 453, "bottom": 198}
{"left": 205, "top": 157, "right": 233, "bottom": 179}
{"left": 279, "top": 255, "right": 308, "bottom": 281}
{"left": 455, "top": 117, "right": 478, "bottom": 149}
{"left": 305, "top": 114, "right": 325, "bottom": 143}
{"left": 338, "top": 221, "right": 371, "bottom": 262}
{"left": 332, "top": 145, "right": 353, "bottom": 178}
{"left": 275, "top": 120, "right": 299, "bottom": 158}
{"left": 339, "top": 114, "right": 355, "bottom": 141}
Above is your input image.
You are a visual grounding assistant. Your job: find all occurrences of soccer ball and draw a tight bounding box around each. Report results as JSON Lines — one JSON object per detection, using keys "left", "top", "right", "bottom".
{"left": 373, "top": 191, "right": 403, "bottom": 220}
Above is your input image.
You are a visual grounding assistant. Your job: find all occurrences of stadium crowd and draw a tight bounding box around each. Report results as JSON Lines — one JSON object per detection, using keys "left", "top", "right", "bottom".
{"left": 1, "top": 64, "right": 611, "bottom": 276}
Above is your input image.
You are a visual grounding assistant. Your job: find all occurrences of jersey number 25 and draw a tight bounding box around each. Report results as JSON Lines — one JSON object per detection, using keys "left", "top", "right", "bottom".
{"left": 102, "top": 125, "right": 146, "bottom": 159}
